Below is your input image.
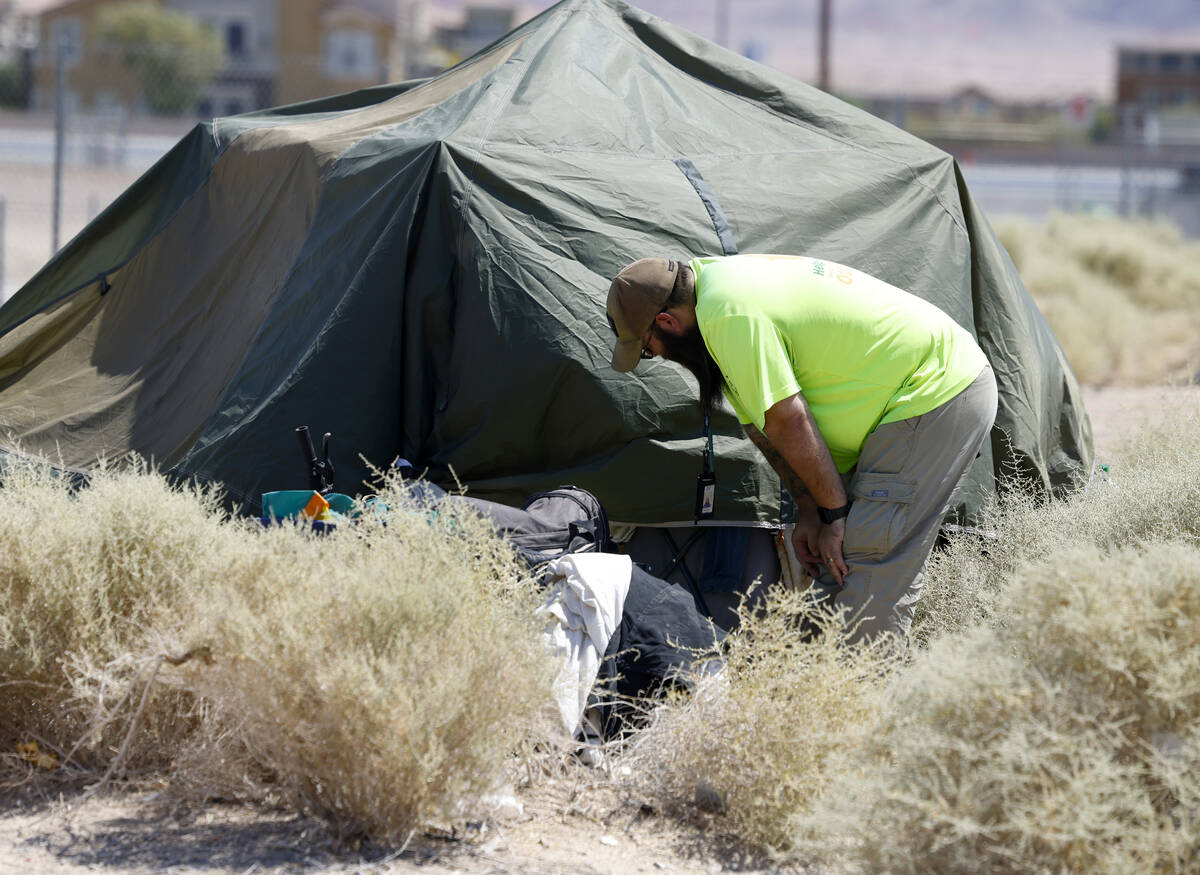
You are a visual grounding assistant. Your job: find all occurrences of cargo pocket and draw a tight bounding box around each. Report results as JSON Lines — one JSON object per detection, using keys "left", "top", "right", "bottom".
{"left": 845, "top": 473, "right": 917, "bottom": 559}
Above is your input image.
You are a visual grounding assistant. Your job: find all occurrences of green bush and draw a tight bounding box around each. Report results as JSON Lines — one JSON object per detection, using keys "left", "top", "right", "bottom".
{"left": 98, "top": 2, "right": 222, "bottom": 116}
{"left": 0, "top": 61, "right": 25, "bottom": 108}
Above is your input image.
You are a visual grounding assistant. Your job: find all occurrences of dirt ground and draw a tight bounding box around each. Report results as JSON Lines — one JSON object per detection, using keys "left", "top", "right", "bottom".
{"left": 1081, "top": 383, "right": 1200, "bottom": 461}
{"left": 0, "top": 778, "right": 763, "bottom": 875}
{"left": 1, "top": 383, "right": 1195, "bottom": 875}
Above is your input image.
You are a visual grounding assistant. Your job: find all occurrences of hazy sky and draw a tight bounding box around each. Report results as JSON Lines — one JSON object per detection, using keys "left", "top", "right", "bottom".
{"left": 430, "top": 0, "right": 1200, "bottom": 100}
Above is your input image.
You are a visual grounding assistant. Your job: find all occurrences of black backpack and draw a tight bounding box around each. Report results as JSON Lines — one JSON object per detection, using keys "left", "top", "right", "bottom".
{"left": 459, "top": 485, "right": 612, "bottom": 568}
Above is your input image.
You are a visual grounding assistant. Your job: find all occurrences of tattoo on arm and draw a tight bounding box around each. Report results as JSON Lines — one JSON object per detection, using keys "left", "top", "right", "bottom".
{"left": 745, "top": 424, "right": 812, "bottom": 507}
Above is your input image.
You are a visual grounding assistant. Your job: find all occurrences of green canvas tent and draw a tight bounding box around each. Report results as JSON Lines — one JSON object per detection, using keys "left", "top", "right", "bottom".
{"left": 0, "top": 0, "right": 1091, "bottom": 526}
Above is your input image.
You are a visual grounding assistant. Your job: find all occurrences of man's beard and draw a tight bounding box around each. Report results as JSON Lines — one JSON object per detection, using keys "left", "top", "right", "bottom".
{"left": 654, "top": 322, "right": 725, "bottom": 414}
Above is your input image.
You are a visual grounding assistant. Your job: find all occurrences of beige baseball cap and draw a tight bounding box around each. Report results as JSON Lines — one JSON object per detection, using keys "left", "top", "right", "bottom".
{"left": 606, "top": 258, "right": 679, "bottom": 372}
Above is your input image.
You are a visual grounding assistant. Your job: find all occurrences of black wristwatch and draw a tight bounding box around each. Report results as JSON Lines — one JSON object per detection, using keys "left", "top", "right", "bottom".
{"left": 818, "top": 502, "right": 852, "bottom": 525}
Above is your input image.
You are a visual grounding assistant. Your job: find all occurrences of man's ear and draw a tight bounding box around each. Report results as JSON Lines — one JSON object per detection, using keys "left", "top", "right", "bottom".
{"left": 655, "top": 310, "right": 679, "bottom": 332}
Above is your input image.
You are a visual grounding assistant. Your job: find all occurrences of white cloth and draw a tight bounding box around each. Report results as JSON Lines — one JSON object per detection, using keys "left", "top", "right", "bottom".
{"left": 538, "top": 552, "right": 632, "bottom": 738}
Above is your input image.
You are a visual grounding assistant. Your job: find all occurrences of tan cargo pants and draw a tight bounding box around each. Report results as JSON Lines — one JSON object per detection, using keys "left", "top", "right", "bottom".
{"left": 810, "top": 363, "right": 998, "bottom": 644}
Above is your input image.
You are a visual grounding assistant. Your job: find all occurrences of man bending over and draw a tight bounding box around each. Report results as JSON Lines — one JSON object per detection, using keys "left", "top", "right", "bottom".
{"left": 605, "top": 254, "right": 996, "bottom": 644}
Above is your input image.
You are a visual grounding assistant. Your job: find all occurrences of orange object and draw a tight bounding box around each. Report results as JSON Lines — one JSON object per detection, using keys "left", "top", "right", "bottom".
{"left": 17, "top": 741, "right": 58, "bottom": 769}
{"left": 301, "top": 491, "right": 330, "bottom": 520}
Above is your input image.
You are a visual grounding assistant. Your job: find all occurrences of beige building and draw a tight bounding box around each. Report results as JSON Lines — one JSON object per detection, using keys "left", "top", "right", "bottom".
{"left": 167, "top": 0, "right": 275, "bottom": 116}
{"left": 30, "top": 0, "right": 148, "bottom": 114}
{"left": 274, "top": 0, "right": 394, "bottom": 107}
{"left": 32, "top": 0, "right": 398, "bottom": 117}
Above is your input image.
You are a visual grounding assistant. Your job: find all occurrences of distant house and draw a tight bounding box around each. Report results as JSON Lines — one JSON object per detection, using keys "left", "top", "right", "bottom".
{"left": 30, "top": 0, "right": 398, "bottom": 118}
{"left": 1116, "top": 46, "right": 1200, "bottom": 144}
{"left": 273, "top": 0, "right": 395, "bottom": 108}
{"left": 167, "top": 0, "right": 276, "bottom": 117}
{"left": 433, "top": 4, "right": 516, "bottom": 67}
{"left": 857, "top": 85, "right": 1099, "bottom": 147}
{"left": 943, "top": 86, "right": 1001, "bottom": 120}
{"left": 29, "top": 0, "right": 144, "bottom": 115}
{"left": 1117, "top": 46, "right": 1200, "bottom": 112}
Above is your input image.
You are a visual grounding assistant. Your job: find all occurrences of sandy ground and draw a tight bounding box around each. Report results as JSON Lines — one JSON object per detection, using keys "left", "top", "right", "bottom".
{"left": 0, "top": 779, "right": 758, "bottom": 875}
{"left": 1082, "top": 383, "right": 1200, "bottom": 461}
{"left": 2, "top": 384, "right": 1194, "bottom": 874}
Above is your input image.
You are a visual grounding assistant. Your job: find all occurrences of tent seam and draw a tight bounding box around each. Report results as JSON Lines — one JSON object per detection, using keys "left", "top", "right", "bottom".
{"left": 470, "top": 144, "right": 870, "bottom": 159}
{"left": 452, "top": 4, "right": 582, "bottom": 253}
{"left": 605, "top": 11, "right": 969, "bottom": 239}
{"left": 716, "top": 88, "right": 968, "bottom": 238}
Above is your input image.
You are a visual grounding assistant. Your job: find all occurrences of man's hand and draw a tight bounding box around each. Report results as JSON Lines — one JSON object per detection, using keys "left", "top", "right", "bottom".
{"left": 749, "top": 399, "right": 850, "bottom": 585}
{"left": 790, "top": 502, "right": 823, "bottom": 579}
{"left": 816, "top": 518, "right": 848, "bottom": 586}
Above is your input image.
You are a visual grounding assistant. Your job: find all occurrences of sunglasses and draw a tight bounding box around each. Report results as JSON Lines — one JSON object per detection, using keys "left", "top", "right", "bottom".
{"left": 607, "top": 313, "right": 661, "bottom": 360}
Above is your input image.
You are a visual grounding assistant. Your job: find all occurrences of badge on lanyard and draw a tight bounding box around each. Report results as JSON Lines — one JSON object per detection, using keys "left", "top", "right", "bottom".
{"left": 694, "top": 410, "right": 716, "bottom": 521}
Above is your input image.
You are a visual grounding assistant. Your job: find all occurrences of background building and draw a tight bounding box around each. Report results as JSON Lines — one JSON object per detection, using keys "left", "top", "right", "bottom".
{"left": 274, "top": 0, "right": 395, "bottom": 108}
{"left": 29, "top": 0, "right": 399, "bottom": 117}
{"left": 431, "top": 3, "right": 514, "bottom": 68}
{"left": 1116, "top": 45, "right": 1200, "bottom": 146}
{"left": 1117, "top": 46, "right": 1200, "bottom": 111}
{"left": 170, "top": 0, "right": 275, "bottom": 116}
{"left": 30, "top": 0, "right": 141, "bottom": 115}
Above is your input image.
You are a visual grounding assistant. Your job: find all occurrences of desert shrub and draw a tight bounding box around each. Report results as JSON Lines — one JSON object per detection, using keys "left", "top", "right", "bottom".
{"left": 799, "top": 541, "right": 1200, "bottom": 873}
{"left": 623, "top": 416, "right": 1200, "bottom": 867}
{"left": 620, "top": 587, "right": 895, "bottom": 858}
{"left": 172, "top": 481, "right": 554, "bottom": 841}
{"left": 0, "top": 461, "right": 554, "bottom": 841}
{"left": 996, "top": 212, "right": 1200, "bottom": 385}
{"left": 914, "top": 413, "right": 1200, "bottom": 642}
{"left": 0, "top": 457, "right": 235, "bottom": 770}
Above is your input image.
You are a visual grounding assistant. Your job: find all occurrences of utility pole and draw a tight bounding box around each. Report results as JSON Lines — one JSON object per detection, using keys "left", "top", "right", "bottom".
{"left": 818, "top": 0, "right": 831, "bottom": 92}
{"left": 398, "top": 0, "right": 419, "bottom": 80}
{"left": 715, "top": 0, "right": 730, "bottom": 48}
{"left": 0, "top": 198, "right": 6, "bottom": 299}
{"left": 53, "top": 34, "right": 66, "bottom": 254}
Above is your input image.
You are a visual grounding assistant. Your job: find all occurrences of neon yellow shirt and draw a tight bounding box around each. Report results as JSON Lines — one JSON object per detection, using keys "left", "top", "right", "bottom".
{"left": 693, "top": 254, "right": 987, "bottom": 472}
